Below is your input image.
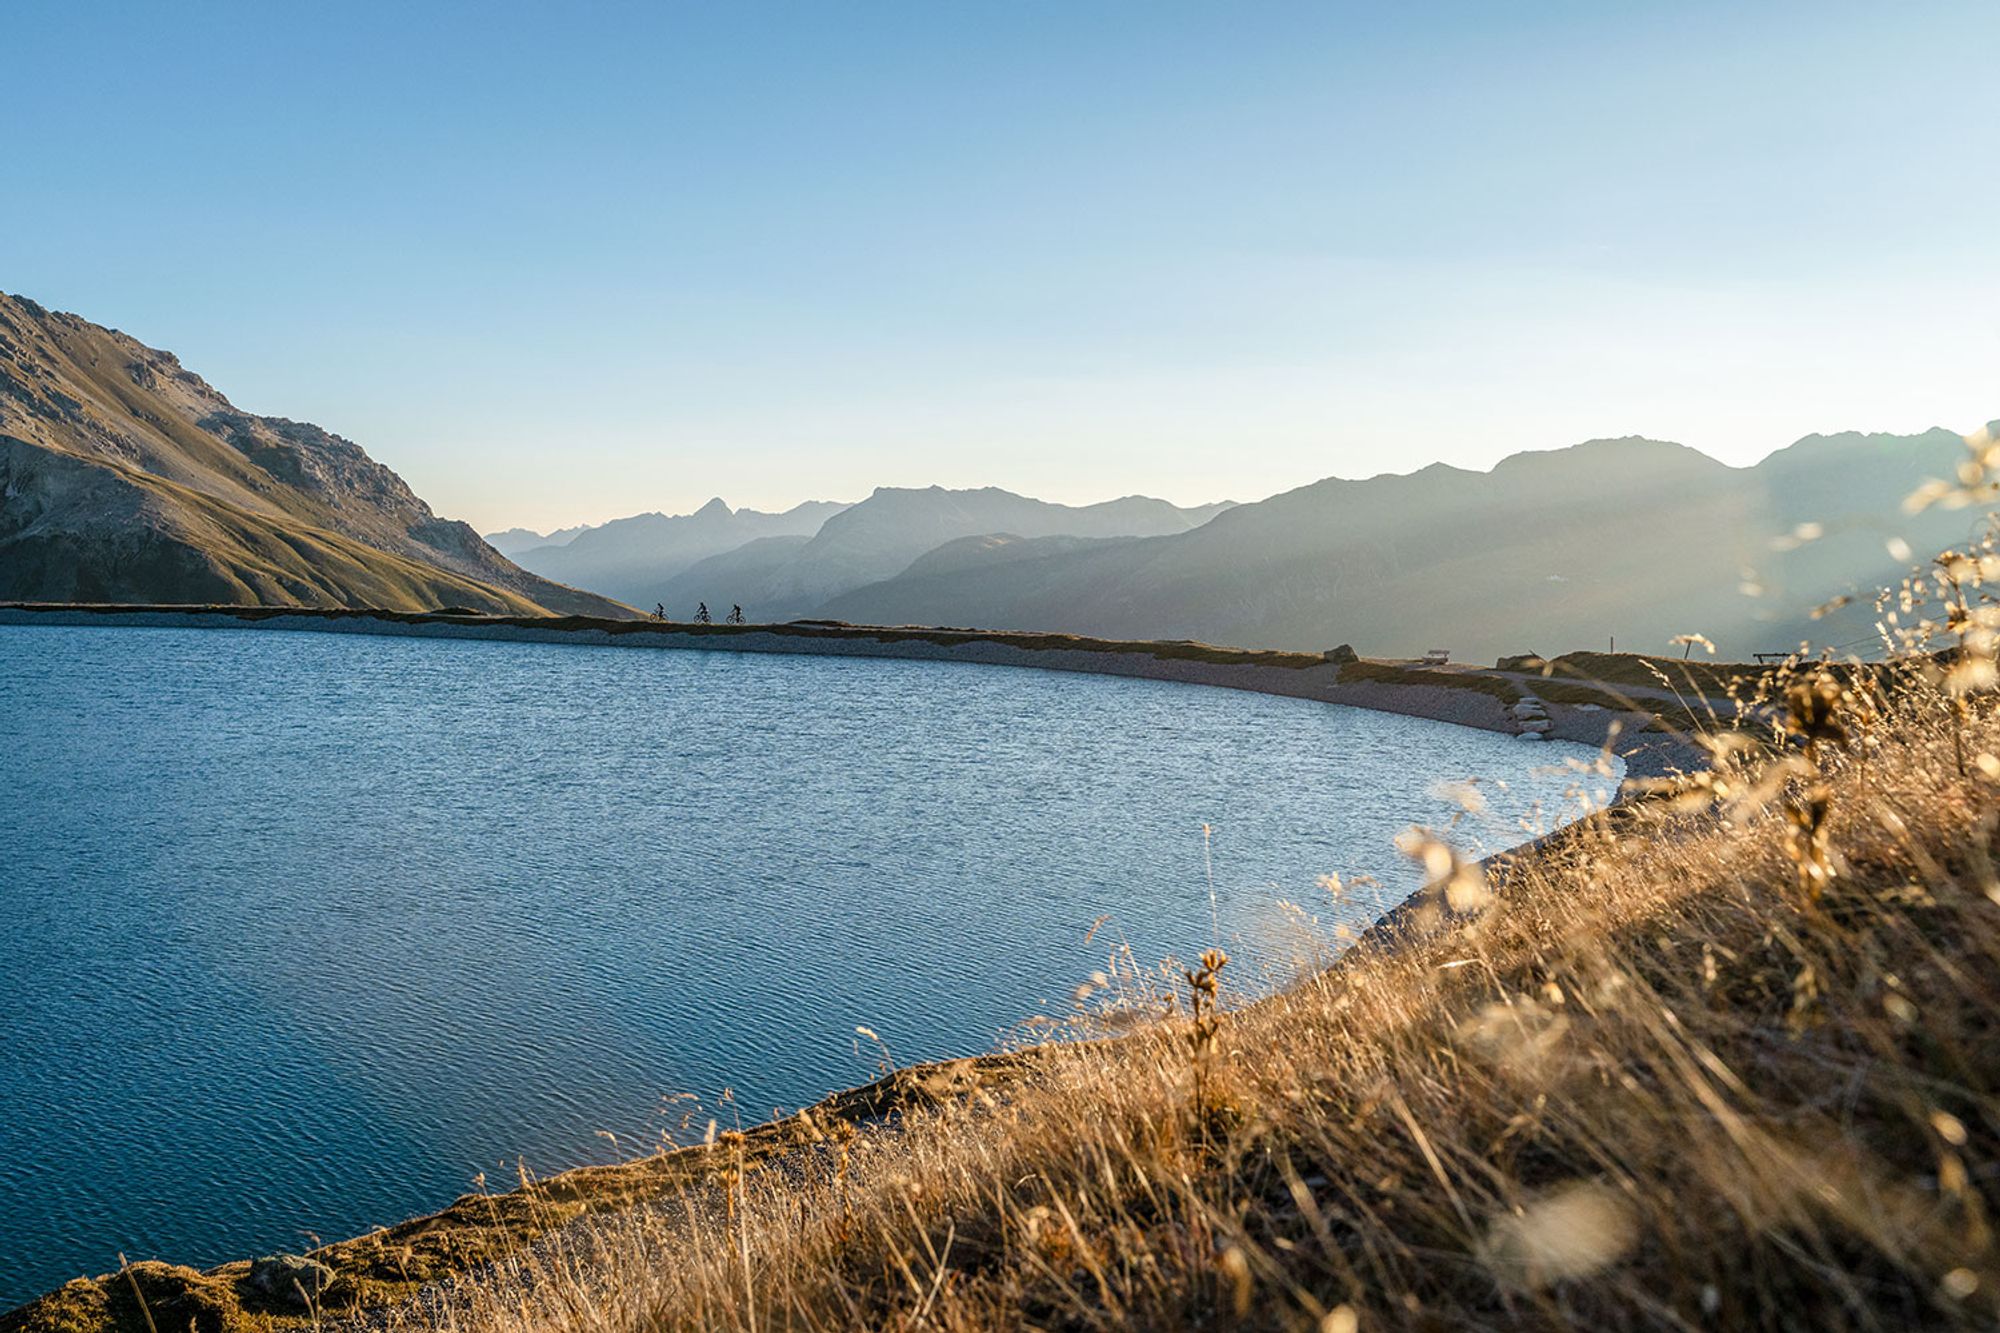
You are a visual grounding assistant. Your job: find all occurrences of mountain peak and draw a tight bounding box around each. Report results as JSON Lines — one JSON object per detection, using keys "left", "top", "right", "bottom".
{"left": 1488, "top": 436, "right": 1722, "bottom": 481}
{"left": 0, "top": 292, "right": 631, "bottom": 617}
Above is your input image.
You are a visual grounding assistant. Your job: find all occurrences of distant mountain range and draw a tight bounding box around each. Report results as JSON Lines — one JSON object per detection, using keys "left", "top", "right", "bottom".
{"left": 494, "top": 498, "right": 852, "bottom": 608}
{"left": 632, "top": 488, "right": 1235, "bottom": 621}
{"left": 491, "top": 430, "right": 1984, "bottom": 660}
{"left": 485, "top": 524, "right": 590, "bottom": 557}
{"left": 0, "top": 293, "right": 629, "bottom": 617}
{"left": 820, "top": 431, "right": 1990, "bottom": 659}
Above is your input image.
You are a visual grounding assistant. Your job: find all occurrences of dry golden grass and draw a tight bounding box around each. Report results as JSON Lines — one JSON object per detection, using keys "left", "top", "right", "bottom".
{"left": 354, "top": 654, "right": 1999, "bottom": 1331}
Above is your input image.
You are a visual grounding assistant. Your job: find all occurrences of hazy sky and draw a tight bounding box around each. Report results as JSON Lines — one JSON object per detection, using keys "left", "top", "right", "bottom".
{"left": 6, "top": 1, "right": 1997, "bottom": 530}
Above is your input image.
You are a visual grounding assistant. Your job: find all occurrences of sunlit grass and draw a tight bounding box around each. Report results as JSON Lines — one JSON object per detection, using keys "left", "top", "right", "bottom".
{"left": 348, "top": 696, "right": 1994, "bottom": 1328}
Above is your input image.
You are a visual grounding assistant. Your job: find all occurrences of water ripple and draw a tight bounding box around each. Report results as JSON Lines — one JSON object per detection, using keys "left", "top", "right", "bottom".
{"left": 0, "top": 625, "right": 1615, "bottom": 1305}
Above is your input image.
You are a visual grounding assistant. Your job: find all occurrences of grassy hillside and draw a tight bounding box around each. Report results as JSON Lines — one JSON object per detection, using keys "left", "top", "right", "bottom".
{"left": 0, "top": 443, "right": 556, "bottom": 614}
{"left": 0, "top": 293, "right": 629, "bottom": 617}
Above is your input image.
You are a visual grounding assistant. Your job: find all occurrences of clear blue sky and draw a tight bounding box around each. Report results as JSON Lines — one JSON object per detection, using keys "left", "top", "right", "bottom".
{"left": 6, "top": 1, "right": 1996, "bottom": 530}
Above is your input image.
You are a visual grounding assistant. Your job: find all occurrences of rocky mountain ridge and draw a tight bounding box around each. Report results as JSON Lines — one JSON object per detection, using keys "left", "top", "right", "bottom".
{"left": 0, "top": 292, "right": 629, "bottom": 616}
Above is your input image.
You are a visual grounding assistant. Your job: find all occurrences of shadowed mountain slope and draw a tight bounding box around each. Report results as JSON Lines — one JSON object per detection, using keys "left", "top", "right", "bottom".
{"left": 0, "top": 293, "right": 630, "bottom": 616}
{"left": 820, "top": 432, "right": 1989, "bottom": 659}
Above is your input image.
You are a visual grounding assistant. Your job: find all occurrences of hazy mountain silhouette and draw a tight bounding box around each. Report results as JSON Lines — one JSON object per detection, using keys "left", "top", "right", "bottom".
{"left": 485, "top": 524, "right": 589, "bottom": 557}
{"left": 655, "top": 487, "right": 1234, "bottom": 621}
{"left": 506, "top": 498, "right": 851, "bottom": 608}
{"left": 818, "top": 432, "right": 1989, "bottom": 660}
{"left": 0, "top": 292, "right": 630, "bottom": 616}
{"left": 897, "top": 533, "right": 1140, "bottom": 580}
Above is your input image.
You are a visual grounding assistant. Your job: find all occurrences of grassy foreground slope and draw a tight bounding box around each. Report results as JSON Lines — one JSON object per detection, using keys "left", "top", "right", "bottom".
{"left": 405, "top": 665, "right": 1995, "bottom": 1331}
{"left": 11, "top": 650, "right": 1996, "bottom": 1331}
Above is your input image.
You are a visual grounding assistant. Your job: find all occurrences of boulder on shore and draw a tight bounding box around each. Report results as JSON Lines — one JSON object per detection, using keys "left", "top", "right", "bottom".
{"left": 248, "top": 1255, "right": 333, "bottom": 1308}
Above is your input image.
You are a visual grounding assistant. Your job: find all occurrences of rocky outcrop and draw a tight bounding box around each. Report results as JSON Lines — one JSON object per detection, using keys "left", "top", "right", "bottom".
{"left": 246, "top": 1256, "right": 333, "bottom": 1309}
{"left": 1510, "top": 694, "right": 1553, "bottom": 739}
{"left": 0, "top": 292, "right": 633, "bottom": 617}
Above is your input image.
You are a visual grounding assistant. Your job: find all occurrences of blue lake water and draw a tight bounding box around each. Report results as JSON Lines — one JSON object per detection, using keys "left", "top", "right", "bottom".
{"left": 0, "top": 624, "right": 1616, "bottom": 1306}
